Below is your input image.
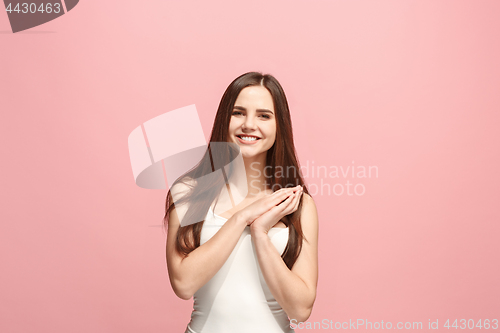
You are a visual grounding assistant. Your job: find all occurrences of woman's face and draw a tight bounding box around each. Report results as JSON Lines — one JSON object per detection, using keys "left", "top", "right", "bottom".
{"left": 228, "top": 85, "right": 277, "bottom": 160}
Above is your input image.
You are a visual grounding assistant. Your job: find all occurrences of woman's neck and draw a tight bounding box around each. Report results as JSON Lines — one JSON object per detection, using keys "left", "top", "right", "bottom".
{"left": 242, "top": 153, "right": 270, "bottom": 196}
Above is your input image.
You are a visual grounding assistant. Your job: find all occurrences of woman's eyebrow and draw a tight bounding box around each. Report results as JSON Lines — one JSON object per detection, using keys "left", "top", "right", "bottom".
{"left": 233, "top": 106, "right": 274, "bottom": 114}
{"left": 257, "top": 109, "right": 274, "bottom": 114}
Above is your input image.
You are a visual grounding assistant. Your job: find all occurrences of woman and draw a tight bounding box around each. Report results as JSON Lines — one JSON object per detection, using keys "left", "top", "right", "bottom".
{"left": 164, "top": 72, "right": 318, "bottom": 333}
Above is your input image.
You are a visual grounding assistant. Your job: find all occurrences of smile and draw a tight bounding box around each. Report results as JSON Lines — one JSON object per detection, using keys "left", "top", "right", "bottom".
{"left": 236, "top": 135, "right": 261, "bottom": 144}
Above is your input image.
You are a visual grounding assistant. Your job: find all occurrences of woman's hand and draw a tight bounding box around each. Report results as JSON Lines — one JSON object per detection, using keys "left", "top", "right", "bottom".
{"left": 251, "top": 185, "right": 303, "bottom": 234}
{"left": 235, "top": 186, "right": 299, "bottom": 226}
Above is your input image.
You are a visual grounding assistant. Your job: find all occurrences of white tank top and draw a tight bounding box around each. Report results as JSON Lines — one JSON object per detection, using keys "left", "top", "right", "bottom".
{"left": 184, "top": 206, "right": 295, "bottom": 333}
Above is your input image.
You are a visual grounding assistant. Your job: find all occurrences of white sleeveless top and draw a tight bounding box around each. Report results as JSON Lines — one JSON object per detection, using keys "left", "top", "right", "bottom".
{"left": 185, "top": 206, "right": 295, "bottom": 333}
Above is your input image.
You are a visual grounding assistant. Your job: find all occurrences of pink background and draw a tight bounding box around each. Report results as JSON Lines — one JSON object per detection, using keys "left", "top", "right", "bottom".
{"left": 1, "top": 1, "right": 499, "bottom": 332}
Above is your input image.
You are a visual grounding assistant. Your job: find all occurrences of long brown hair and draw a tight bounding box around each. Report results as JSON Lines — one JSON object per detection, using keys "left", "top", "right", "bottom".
{"left": 163, "top": 72, "right": 310, "bottom": 269}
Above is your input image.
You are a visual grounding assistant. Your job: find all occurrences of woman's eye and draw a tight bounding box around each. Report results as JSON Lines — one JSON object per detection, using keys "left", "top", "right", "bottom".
{"left": 232, "top": 111, "right": 243, "bottom": 116}
{"left": 260, "top": 114, "right": 271, "bottom": 119}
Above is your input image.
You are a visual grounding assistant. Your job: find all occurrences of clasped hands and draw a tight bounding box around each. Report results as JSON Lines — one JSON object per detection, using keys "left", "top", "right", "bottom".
{"left": 236, "top": 185, "right": 303, "bottom": 235}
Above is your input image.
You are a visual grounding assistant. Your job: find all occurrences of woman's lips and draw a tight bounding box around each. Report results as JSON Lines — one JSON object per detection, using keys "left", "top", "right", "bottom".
{"left": 236, "top": 135, "right": 261, "bottom": 145}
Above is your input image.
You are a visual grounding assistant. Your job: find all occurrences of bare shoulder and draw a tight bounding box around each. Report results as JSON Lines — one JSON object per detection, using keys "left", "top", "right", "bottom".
{"left": 301, "top": 193, "right": 318, "bottom": 220}
{"left": 299, "top": 192, "right": 319, "bottom": 234}
{"left": 171, "top": 177, "right": 197, "bottom": 192}
{"left": 169, "top": 177, "right": 197, "bottom": 202}
{"left": 168, "top": 177, "right": 197, "bottom": 227}
{"left": 302, "top": 192, "right": 315, "bottom": 207}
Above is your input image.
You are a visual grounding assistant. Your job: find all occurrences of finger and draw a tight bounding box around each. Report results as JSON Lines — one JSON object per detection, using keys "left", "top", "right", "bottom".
{"left": 276, "top": 192, "right": 295, "bottom": 212}
{"left": 255, "top": 191, "right": 292, "bottom": 216}
{"left": 292, "top": 190, "right": 303, "bottom": 211}
{"left": 282, "top": 191, "right": 300, "bottom": 215}
{"left": 260, "top": 194, "right": 289, "bottom": 213}
{"left": 282, "top": 188, "right": 302, "bottom": 215}
{"left": 270, "top": 189, "right": 293, "bottom": 203}
{"left": 271, "top": 187, "right": 294, "bottom": 196}
{"left": 292, "top": 189, "right": 302, "bottom": 207}
{"left": 268, "top": 197, "right": 293, "bottom": 220}
{"left": 271, "top": 187, "right": 289, "bottom": 194}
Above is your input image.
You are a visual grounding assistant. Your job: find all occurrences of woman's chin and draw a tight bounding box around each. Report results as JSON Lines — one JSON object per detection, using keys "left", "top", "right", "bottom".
{"left": 240, "top": 151, "right": 255, "bottom": 159}
{"left": 240, "top": 149, "right": 267, "bottom": 160}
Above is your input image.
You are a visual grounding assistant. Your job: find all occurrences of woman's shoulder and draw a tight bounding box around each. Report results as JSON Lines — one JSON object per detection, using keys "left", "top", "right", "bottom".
{"left": 168, "top": 177, "right": 198, "bottom": 206}
{"left": 301, "top": 192, "right": 316, "bottom": 209}
{"left": 300, "top": 192, "right": 318, "bottom": 228}
{"left": 170, "top": 177, "right": 197, "bottom": 193}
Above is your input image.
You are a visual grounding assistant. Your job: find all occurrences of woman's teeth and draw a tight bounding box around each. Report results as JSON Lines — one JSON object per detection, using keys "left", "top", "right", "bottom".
{"left": 240, "top": 136, "right": 258, "bottom": 141}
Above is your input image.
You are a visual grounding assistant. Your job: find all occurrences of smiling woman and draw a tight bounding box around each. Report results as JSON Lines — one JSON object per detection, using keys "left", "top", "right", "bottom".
{"left": 229, "top": 85, "right": 277, "bottom": 162}
{"left": 164, "top": 72, "right": 319, "bottom": 333}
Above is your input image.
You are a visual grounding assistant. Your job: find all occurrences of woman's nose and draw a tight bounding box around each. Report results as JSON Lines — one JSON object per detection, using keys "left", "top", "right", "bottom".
{"left": 242, "top": 115, "right": 257, "bottom": 130}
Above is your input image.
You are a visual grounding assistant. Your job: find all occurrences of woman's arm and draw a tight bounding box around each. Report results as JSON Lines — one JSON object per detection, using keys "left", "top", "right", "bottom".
{"left": 166, "top": 195, "right": 247, "bottom": 300}
{"left": 250, "top": 192, "right": 319, "bottom": 323}
{"left": 166, "top": 187, "right": 295, "bottom": 300}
